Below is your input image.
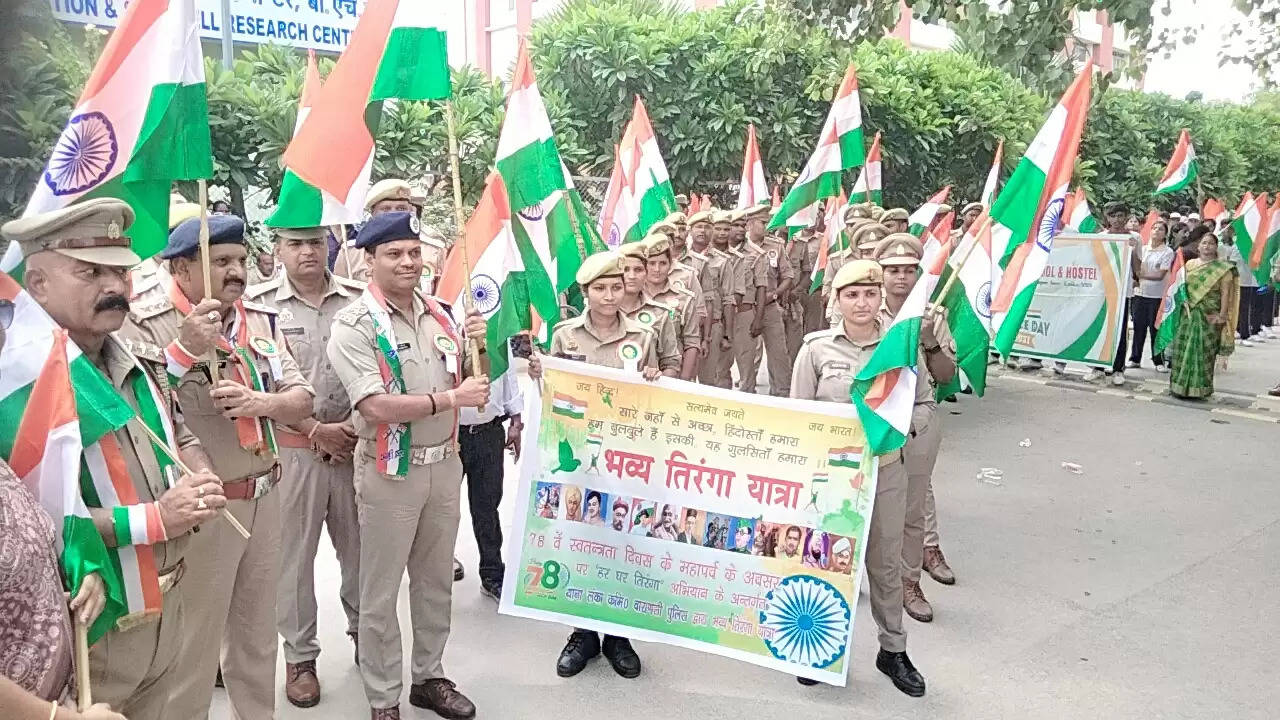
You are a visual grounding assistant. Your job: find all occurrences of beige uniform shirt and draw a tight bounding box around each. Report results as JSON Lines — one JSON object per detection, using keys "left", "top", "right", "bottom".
{"left": 701, "top": 249, "right": 729, "bottom": 329}
{"left": 327, "top": 291, "right": 460, "bottom": 448}
{"left": 721, "top": 247, "right": 743, "bottom": 314}
{"left": 651, "top": 282, "right": 703, "bottom": 351}
{"left": 680, "top": 250, "right": 708, "bottom": 278}
{"left": 98, "top": 335, "right": 202, "bottom": 570}
{"left": 622, "top": 298, "right": 682, "bottom": 373}
{"left": 549, "top": 311, "right": 659, "bottom": 371}
{"left": 333, "top": 237, "right": 445, "bottom": 286}
{"left": 790, "top": 324, "right": 936, "bottom": 464}
{"left": 122, "top": 282, "right": 314, "bottom": 482}
{"left": 245, "top": 271, "right": 366, "bottom": 426}
{"left": 763, "top": 237, "right": 796, "bottom": 297}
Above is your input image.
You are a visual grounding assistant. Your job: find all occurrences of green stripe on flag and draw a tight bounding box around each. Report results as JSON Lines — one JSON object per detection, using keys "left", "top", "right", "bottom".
{"left": 371, "top": 27, "right": 452, "bottom": 101}
{"left": 839, "top": 128, "right": 866, "bottom": 170}
{"left": 266, "top": 170, "right": 324, "bottom": 228}
{"left": 497, "top": 138, "right": 565, "bottom": 210}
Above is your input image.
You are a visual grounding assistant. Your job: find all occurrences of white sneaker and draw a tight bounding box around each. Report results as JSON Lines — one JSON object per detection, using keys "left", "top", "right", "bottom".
{"left": 1155, "top": 363, "right": 1169, "bottom": 373}
{"left": 1111, "top": 371, "right": 1126, "bottom": 386}
{"left": 1241, "top": 339, "right": 1256, "bottom": 347}
{"left": 1053, "top": 361, "right": 1067, "bottom": 376}
{"left": 1126, "top": 360, "right": 1140, "bottom": 369}
{"left": 1083, "top": 368, "right": 1105, "bottom": 382}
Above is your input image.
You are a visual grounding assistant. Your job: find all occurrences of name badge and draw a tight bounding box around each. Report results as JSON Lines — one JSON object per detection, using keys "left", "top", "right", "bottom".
{"left": 396, "top": 342, "right": 412, "bottom": 351}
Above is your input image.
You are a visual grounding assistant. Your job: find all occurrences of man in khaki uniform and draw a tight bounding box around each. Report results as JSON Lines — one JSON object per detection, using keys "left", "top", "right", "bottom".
{"left": 327, "top": 211, "right": 489, "bottom": 720}
{"left": 688, "top": 210, "right": 730, "bottom": 385}
{"left": 124, "top": 214, "right": 315, "bottom": 720}
{"left": 881, "top": 208, "right": 910, "bottom": 235}
{"left": 642, "top": 233, "right": 704, "bottom": 380}
{"left": 784, "top": 227, "right": 815, "bottom": 361}
{"left": 731, "top": 206, "right": 771, "bottom": 392}
{"left": 791, "top": 259, "right": 932, "bottom": 698}
{"left": 245, "top": 225, "right": 367, "bottom": 708}
{"left": 538, "top": 251, "right": 659, "bottom": 680}
{"left": 750, "top": 208, "right": 796, "bottom": 395}
{"left": 6, "top": 199, "right": 227, "bottom": 720}
{"left": 617, "top": 242, "right": 682, "bottom": 375}
{"left": 712, "top": 210, "right": 739, "bottom": 388}
{"left": 333, "top": 179, "right": 428, "bottom": 283}
{"left": 873, "top": 235, "right": 957, "bottom": 623}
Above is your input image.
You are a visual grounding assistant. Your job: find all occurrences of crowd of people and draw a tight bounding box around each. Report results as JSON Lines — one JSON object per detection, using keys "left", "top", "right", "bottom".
{"left": 2, "top": 173, "right": 1276, "bottom": 720}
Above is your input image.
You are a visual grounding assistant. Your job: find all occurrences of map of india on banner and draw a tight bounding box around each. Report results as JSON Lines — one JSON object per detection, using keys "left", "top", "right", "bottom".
{"left": 1009, "top": 235, "right": 1134, "bottom": 367}
{"left": 500, "top": 359, "right": 878, "bottom": 685}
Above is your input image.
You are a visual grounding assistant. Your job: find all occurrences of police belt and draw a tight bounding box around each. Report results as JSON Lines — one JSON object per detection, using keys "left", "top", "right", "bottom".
{"left": 360, "top": 439, "right": 455, "bottom": 466}
{"left": 222, "top": 464, "right": 281, "bottom": 501}
{"left": 114, "top": 558, "right": 185, "bottom": 632}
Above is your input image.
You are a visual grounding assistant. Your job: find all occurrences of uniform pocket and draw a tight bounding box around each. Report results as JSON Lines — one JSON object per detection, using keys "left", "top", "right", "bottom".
{"left": 176, "top": 371, "right": 218, "bottom": 416}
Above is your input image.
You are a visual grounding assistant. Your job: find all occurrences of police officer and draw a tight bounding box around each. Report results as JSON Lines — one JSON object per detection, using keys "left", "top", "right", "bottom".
{"left": 5, "top": 199, "right": 226, "bottom": 720}
{"left": 731, "top": 206, "right": 771, "bottom": 392}
{"left": 785, "top": 226, "right": 815, "bottom": 361}
{"left": 532, "top": 251, "right": 660, "bottom": 680}
{"left": 712, "top": 210, "right": 739, "bottom": 388}
{"left": 688, "top": 210, "right": 730, "bottom": 385}
{"left": 124, "top": 214, "right": 315, "bottom": 720}
{"left": 826, "top": 222, "right": 889, "bottom": 326}
{"left": 641, "top": 233, "right": 704, "bottom": 380}
{"left": 327, "top": 211, "right": 488, "bottom": 720}
{"left": 791, "top": 259, "right": 932, "bottom": 697}
{"left": 617, "top": 242, "right": 682, "bottom": 375}
{"left": 754, "top": 209, "right": 796, "bottom": 395}
{"left": 333, "top": 179, "right": 424, "bottom": 283}
{"left": 649, "top": 220, "right": 707, "bottom": 344}
{"left": 881, "top": 208, "right": 910, "bottom": 234}
{"left": 873, "top": 235, "right": 957, "bottom": 623}
{"left": 244, "top": 225, "right": 366, "bottom": 707}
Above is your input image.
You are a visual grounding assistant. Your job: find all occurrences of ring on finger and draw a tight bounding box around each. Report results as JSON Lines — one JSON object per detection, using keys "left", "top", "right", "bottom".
{"left": 197, "top": 497, "right": 207, "bottom": 510}
{"left": 207, "top": 311, "right": 219, "bottom": 322}
{"left": 198, "top": 485, "right": 206, "bottom": 497}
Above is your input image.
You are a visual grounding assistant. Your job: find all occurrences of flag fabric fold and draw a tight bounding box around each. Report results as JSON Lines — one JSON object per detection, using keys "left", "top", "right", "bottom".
{"left": 598, "top": 97, "right": 677, "bottom": 246}
{"left": 849, "top": 131, "right": 882, "bottom": 206}
{"left": 1231, "top": 192, "right": 1273, "bottom": 286}
{"left": 1155, "top": 129, "right": 1197, "bottom": 196}
{"left": 769, "top": 65, "right": 864, "bottom": 231}
{"left": 1062, "top": 187, "right": 1098, "bottom": 233}
{"left": 980, "top": 138, "right": 1004, "bottom": 208}
{"left": 1154, "top": 248, "right": 1187, "bottom": 356}
{"left": 17, "top": 0, "right": 212, "bottom": 266}
{"left": 736, "top": 124, "right": 769, "bottom": 209}
{"left": 908, "top": 186, "right": 951, "bottom": 236}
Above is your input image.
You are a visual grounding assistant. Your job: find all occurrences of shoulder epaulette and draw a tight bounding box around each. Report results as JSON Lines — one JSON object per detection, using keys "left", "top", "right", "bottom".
{"left": 118, "top": 335, "right": 164, "bottom": 364}
{"left": 552, "top": 315, "right": 586, "bottom": 332}
{"left": 335, "top": 275, "right": 367, "bottom": 292}
{"left": 128, "top": 285, "right": 174, "bottom": 321}
{"left": 802, "top": 329, "right": 837, "bottom": 345}
{"left": 129, "top": 273, "right": 163, "bottom": 300}
{"left": 244, "top": 276, "right": 283, "bottom": 301}
{"left": 241, "top": 300, "right": 278, "bottom": 316}
{"left": 334, "top": 301, "right": 370, "bottom": 327}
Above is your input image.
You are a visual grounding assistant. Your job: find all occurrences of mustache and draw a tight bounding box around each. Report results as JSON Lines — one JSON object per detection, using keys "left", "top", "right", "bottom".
{"left": 94, "top": 295, "right": 130, "bottom": 313}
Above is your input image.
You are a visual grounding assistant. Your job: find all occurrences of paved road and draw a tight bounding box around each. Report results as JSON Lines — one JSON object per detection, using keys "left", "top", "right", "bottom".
{"left": 214, "top": 337, "right": 1280, "bottom": 719}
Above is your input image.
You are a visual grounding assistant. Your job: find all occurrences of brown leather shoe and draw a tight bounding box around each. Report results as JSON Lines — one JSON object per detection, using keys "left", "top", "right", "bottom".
{"left": 903, "top": 580, "right": 934, "bottom": 623}
{"left": 370, "top": 706, "right": 400, "bottom": 720}
{"left": 285, "top": 660, "right": 320, "bottom": 708}
{"left": 922, "top": 545, "right": 956, "bottom": 585}
{"left": 409, "top": 678, "right": 476, "bottom": 720}
{"left": 1269, "top": 384, "right": 1280, "bottom": 398}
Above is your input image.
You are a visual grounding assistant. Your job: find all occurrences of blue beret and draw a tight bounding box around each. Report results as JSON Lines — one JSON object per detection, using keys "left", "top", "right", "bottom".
{"left": 355, "top": 211, "right": 420, "bottom": 250}
{"left": 162, "top": 215, "right": 246, "bottom": 259}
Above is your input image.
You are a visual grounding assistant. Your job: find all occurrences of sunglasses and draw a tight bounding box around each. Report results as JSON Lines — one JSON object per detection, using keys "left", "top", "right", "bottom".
{"left": 0, "top": 299, "right": 12, "bottom": 331}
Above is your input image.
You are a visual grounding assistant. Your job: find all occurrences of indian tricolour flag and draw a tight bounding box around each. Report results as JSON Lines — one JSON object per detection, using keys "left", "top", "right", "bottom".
{"left": 599, "top": 97, "right": 677, "bottom": 246}
{"left": 736, "top": 124, "right": 769, "bottom": 209}
{"left": 921, "top": 210, "right": 955, "bottom": 271}
{"left": 0, "top": 273, "right": 173, "bottom": 643}
{"left": 849, "top": 131, "right": 882, "bottom": 206}
{"left": 1202, "top": 198, "right": 1229, "bottom": 232}
{"left": 1232, "top": 192, "right": 1274, "bottom": 286}
{"left": 827, "top": 447, "right": 862, "bottom": 469}
{"left": 908, "top": 186, "right": 951, "bottom": 237}
{"left": 937, "top": 212, "right": 994, "bottom": 400}
{"left": 852, "top": 230, "right": 948, "bottom": 454}
{"left": 282, "top": 0, "right": 450, "bottom": 217}
{"left": 809, "top": 193, "right": 845, "bottom": 294}
{"left": 980, "top": 138, "right": 1004, "bottom": 208}
{"left": 268, "top": 51, "right": 359, "bottom": 228}
{"left": 1155, "top": 129, "right": 1197, "bottom": 196}
{"left": 436, "top": 172, "right": 527, "bottom": 379}
{"left": 1062, "top": 187, "right": 1098, "bottom": 233}
{"left": 988, "top": 63, "right": 1094, "bottom": 356}
{"left": 15, "top": 0, "right": 211, "bottom": 268}
{"left": 551, "top": 393, "right": 587, "bottom": 420}
{"left": 769, "top": 64, "right": 864, "bottom": 232}
{"left": 1154, "top": 248, "right": 1187, "bottom": 356}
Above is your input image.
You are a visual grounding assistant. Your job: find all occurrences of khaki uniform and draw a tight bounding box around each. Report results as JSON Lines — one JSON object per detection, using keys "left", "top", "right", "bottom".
{"left": 245, "top": 272, "right": 365, "bottom": 664}
{"left": 86, "top": 336, "right": 198, "bottom": 720}
{"left": 733, "top": 240, "right": 790, "bottom": 395}
{"left": 334, "top": 235, "right": 445, "bottom": 285}
{"left": 622, "top": 298, "right": 682, "bottom": 374}
{"left": 784, "top": 236, "right": 812, "bottom": 362}
{"left": 886, "top": 305, "right": 957, "bottom": 584}
{"left": 327, "top": 290, "right": 465, "bottom": 709}
{"left": 698, "top": 249, "right": 730, "bottom": 386}
{"left": 651, "top": 282, "right": 703, "bottom": 354}
{"left": 715, "top": 248, "right": 742, "bottom": 388}
{"left": 802, "top": 238, "right": 826, "bottom": 334}
{"left": 759, "top": 237, "right": 795, "bottom": 396}
{"left": 790, "top": 324, "right": 935, "bottom": 653}
{"left": 122, "top": 282, "right": 313, "bottom": 720}
{"left": 549, "top": 311, "right": 659, "bottom": 369}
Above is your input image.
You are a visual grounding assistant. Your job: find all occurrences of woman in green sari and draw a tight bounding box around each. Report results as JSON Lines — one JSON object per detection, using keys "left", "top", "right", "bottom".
{"left": 1169, "top": 232, "right": 1239, "bottom": 399}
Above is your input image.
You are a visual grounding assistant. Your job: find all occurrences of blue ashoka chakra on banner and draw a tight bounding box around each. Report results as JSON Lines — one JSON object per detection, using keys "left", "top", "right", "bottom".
{"left": 759, "top": 574, "right": 851, "bottom": 669}
{"left": 44, "top": 111, "right": 119, "bottom": 197}
{"left": 470, "top": 274, "right": 501, "bottom": 315}
{"left": 977, "top": 280, "right": 993, "bottom": 319}
{"left": 518, "top": 204, "right": 546, "bottom": 222}
{"left": 1036, "top": 197, "right": 1066, "bottom": 252}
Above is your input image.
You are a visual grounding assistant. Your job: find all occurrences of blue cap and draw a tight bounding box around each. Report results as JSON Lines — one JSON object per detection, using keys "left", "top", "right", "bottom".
{"left": 162, "top": 215, "right": 246, "bottom": 260}
{"left": 355, "top": 211, "right": 420, "bottom": 250}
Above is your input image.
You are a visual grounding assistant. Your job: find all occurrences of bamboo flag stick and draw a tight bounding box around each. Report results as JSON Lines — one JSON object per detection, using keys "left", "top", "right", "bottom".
{"left": 130, "top": 417, "right": 251, "bottom": 540}
{"left": 444, "top": 100, "right": 487, "bottom": 392}
{"left": 75, "top": 620, "right": 91, "bottom": 710}
{"left": 196, "top": 181, "right": 221, "bottom": 381}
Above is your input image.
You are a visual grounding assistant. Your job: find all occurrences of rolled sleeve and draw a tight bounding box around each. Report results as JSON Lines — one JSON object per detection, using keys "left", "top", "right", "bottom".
{"left": 501, "top": 371, "right": 524, "bottom": 416}
{"left": 327, "top": 318, "right": 386, "bottom": 409}
{"left": 910, "top": 350, "right": 937, "bottom": 436}
{"left": 790, "top": 343, "right": 818, "bottom": 400}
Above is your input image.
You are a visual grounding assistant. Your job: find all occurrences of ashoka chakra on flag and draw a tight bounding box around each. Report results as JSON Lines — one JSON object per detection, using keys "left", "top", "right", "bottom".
{"left": 46, "top": 111, "right": 119, "bottom": 197}
{"left": 759, "top": 574, "right": 851, "bottom": 668}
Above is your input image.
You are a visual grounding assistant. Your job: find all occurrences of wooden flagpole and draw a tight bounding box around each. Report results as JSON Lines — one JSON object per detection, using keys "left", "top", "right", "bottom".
{"left": 444, "top": 100, "right": 486, "bottom": 387}
{"left": 130, "top": 417, "right": 250, "bottom": 540}
{"left": 75, "top": 621, "right": 91, "bottom": 710}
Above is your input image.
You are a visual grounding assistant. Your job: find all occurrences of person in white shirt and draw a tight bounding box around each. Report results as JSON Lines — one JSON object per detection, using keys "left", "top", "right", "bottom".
{"left": 1130, "top": 220, "right": 1174, "bottom": 372}
{"left": 457, "top": 349, "right": 524, "bottom": 601}
{"left": 1219, "top": 229, "right": 1258, "bottom": 345}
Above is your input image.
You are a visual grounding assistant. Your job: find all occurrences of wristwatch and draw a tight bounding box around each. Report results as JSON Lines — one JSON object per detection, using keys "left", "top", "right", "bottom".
{"left": 924, "top": 343, "right": 943, "bottom": 354}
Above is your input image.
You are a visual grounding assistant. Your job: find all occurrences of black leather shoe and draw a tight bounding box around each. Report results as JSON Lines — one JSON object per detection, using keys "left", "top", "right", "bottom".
{"left": 348, "top": 630, "right": 359, "bottom": 666}
{"left": 555, "top": 630, "right": 600, "bottom": 677}
{"left": 453, "top": 558, "right": 464, "bottom": 582}
{"left": 796, "top": 676, "right": 820, "bottom": 686}
{"left": 876, "top": 649, "right": 926, "bottom": 697}
{"left": 601, "top": 635, "right": 641, "bottom": 679}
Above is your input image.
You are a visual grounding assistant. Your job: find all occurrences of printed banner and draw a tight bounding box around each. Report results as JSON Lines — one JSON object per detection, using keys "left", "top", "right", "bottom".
{"left": 1010, "top": 234, "right": 1134, "bottom": 367}
{"left": 500, "top": 358, "right": 878, "bottom": 685}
